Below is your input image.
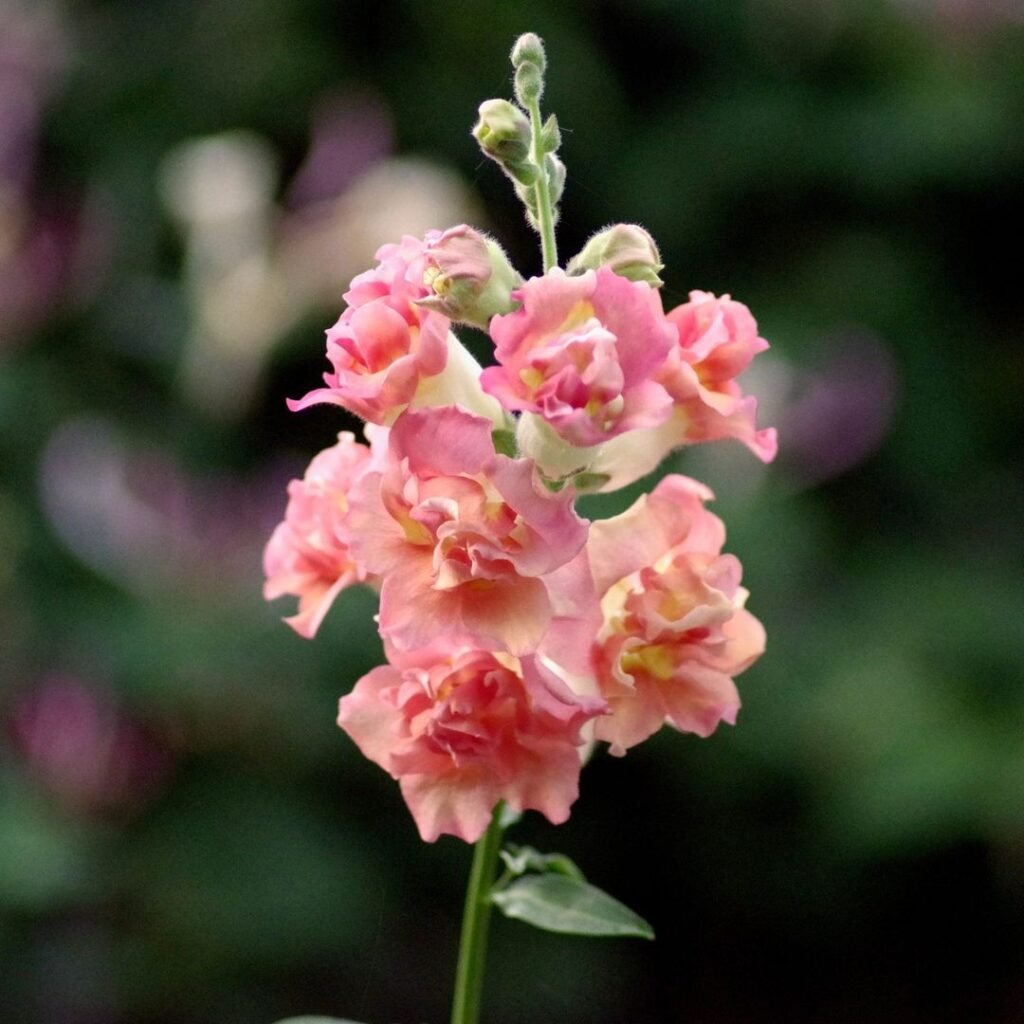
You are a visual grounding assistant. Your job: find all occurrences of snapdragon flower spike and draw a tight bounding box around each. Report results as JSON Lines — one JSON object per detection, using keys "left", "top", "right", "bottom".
{"left": 585, "top": 474, "right": 766, "bottom": 754}
{"left": 337, "top": 644, "right": 607, "bottom": 842}
{"left": 262, "top": 431, "right": 379, "bottom": 638}
{"left": 482, "top": 267, "right": 675, "bottom": 450}
{"left": 659, "top": 291, "right": 778, "bottom": 462}
{"left": 347, "top": 405, "right": 589, "bottom": 656}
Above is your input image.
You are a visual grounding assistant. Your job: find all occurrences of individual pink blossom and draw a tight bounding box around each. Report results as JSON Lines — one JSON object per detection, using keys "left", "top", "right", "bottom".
{"left": 263, "top": 431, "right": 377, "bottom": 638}
{"left": 659, "top": 291, "right": 777, "bottom": 462}
{"left": 481, "top": 267, "right": 675, "bottom": 448}
{"left": 337, "top": 645, "right": 606, "bottom": 842}
{"left": 347, "top": 405, "right": 589, "bottom": 655}
{"left": 288, "top": 234, "right": 451, "bottom": 423}
{"left": 585, "top": 474, "right": 765, "bottom": 754}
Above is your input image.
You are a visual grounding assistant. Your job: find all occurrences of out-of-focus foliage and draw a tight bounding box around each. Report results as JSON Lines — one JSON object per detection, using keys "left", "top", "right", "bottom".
{"left": 1, "top": 1, "right": 1022, "bottom": 1022}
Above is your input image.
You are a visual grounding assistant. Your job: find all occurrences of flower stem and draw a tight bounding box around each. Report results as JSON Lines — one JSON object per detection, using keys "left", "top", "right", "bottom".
{"left": 450, "top": 805, "right": 505, "bottom": 1024}
{"left": 527, "top": 99, "right": 558, "bottom": 272}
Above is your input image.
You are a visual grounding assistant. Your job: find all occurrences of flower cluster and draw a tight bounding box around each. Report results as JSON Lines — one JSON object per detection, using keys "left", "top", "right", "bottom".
{"left": 264, "top": 219, "right": 774, "bottom": 843}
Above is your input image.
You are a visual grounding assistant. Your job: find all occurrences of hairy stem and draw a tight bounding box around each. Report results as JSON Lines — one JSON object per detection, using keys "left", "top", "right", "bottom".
{"left": 527, "top": 99, "right": 558, "bottom": 272}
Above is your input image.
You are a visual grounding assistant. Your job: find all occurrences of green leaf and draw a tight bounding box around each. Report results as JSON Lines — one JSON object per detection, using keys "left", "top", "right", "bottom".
{"left": 270, "top": 1018, "right": 368, "bottom": 1023}
{"left": 498, "top": 844, "right": 584, "bottom": 881}
{"left": 491, "top": 874, "right": 654, "bottom": 939}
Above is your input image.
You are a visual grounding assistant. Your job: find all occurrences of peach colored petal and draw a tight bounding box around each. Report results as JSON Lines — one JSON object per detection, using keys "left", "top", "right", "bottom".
{"left": 349, "top": 407, "right": 590, "bottom": 654}
{"left": 483, "top": 267, "right": 675, "bottom": 447}
{"left": 658, "top": 291, "right": 776, "bottom": 463}
{"left": 587, "top": 473, "right": 764, "bottom": 753}
{"left": 337, "top": 647, "right": 606, "bottom": 842}
{"left": 262, "top": 431, "right": 374, "bottom": 637}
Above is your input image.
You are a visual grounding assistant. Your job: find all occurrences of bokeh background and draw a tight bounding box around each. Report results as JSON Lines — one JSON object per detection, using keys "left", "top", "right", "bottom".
{"left": 2, "top": 1, "right": 1023, "bottom": 1021}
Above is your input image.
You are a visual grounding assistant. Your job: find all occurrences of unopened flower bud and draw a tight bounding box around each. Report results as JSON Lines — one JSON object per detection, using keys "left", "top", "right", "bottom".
{"left": 514, "top": 61, "right": 544, "bottom": 106}
{"left": 511, "top": 33, "right": 546, "bottom": 74}
{"left": 418, "top": 225, "right": 522, "bottom": 329}
{"left": 566, "top": 223, "right": 664, "bottom": 287}
{"left": 507, "top": 160, "right": 539, "bottom": 187}
{"left": 540, "top": 113, "right": 561, "bottom": 154}
{"left": 473, "top": 99, "right": 531, "bottom": 165}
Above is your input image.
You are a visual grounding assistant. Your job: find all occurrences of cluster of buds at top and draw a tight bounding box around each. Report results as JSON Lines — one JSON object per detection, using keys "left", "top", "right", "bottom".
{"left": 473, "top": 34, "right": 566, "bottom": 234}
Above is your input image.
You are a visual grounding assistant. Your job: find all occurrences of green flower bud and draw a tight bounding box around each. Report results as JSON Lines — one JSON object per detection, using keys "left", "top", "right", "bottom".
{"left": 473, "top": 99, "right": 531, "bottom": 165}
{"left": 566, "top": 223, "right": 664, "bottom": 287}
{"left": 511, "top": 33, "right": 546, "bottom": 74}
{"left": 506, "top": 160, "right": 539, "bottom": 187}
{"left": 540, "top": 113, "right": 561, "bottom": 154}
{"left": 514, "top": 60, "right": 544, "bottom": 106}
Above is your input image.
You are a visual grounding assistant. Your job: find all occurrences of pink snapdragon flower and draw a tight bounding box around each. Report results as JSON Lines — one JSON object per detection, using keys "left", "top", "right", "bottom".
{"left": 263, "top": 431, "right": 378, "bottom": 638}
{"left": 585, "top": 474, "right": 765, "bottom": 754}
{"left": 347, "top": 405, "right": 588, "bottom": 655}
{"left": 481, "top": 267, "right": 675, "bottom": 448}
{"left": 287, "top": 234, "right": 452, "bottom": 424}
{"left": 660, "top": 291, "right": 777, "bottom": 462}
{"left": 337, "top": 645, "right": 606, "bottom": 842}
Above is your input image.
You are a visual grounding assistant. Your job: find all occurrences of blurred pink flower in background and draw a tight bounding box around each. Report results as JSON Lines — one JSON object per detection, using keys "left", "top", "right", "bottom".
{"left": 285, "top": 92, "right": 394, "bottom": 208}
{"left": 0, "top": 1, "right": 105, "bottom": 344}
{"left": 8, "top": 675, "right": 172, "bottom": 817}
{"left": 777, "top": 329, "right": 899, "bottom": 488}
{"left": 891, "top": 0, "right": 1024, "bottom": 33}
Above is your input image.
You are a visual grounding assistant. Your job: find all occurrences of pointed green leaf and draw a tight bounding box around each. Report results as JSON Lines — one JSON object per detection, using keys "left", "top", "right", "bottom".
{"left": 270, "top": 1018, "right": 368, "bottom": 1024}
{"left": 491, "top": 873, "right": 654, "bottom": 939}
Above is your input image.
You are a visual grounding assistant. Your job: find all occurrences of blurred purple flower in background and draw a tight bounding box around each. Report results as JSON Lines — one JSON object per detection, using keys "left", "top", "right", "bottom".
{"left": 778, "top": 330, "right": 899, "bottom": 488}
{"left": 8, "top": 674, "right": 172, "bottom": 818}
{"left": 893, "top": 0, "right": 1024, "bottom": 34}
{"left": 39, "top": 416, "right": 290, "bottom": 598}
{"left": 0, "top": 0, "right": 105, "bottom": 344}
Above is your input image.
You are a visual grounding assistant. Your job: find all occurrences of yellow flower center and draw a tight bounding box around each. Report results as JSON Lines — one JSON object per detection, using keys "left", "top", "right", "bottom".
{"left": 621, "top": 644, "right": 675, "bottom": 681}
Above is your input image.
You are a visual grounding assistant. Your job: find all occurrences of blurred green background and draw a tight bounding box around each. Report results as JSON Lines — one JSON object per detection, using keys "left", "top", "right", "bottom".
{"left": 2, "top": 1, "right": 1022, "bottom": 1021}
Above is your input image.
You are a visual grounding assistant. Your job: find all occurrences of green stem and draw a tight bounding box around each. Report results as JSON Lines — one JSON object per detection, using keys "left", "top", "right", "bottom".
{"left": 527, "top": 100, "right": 558, "bottom": 272}
{"left": 450, "top": 805, "right": 505, "bottom": 1024}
